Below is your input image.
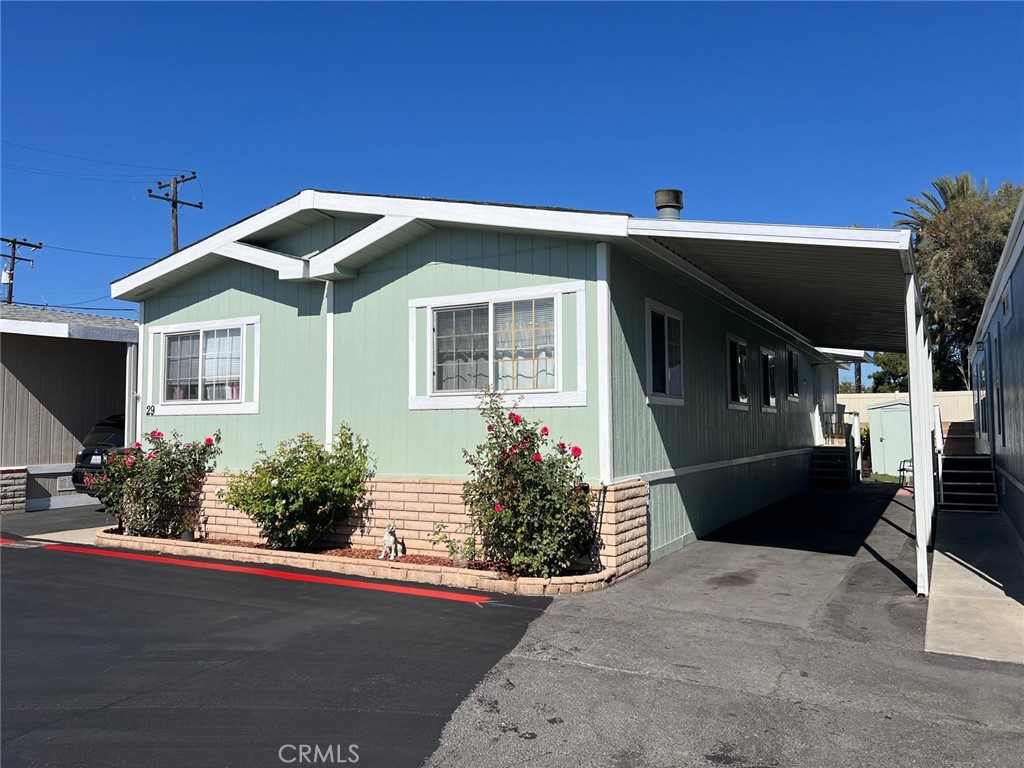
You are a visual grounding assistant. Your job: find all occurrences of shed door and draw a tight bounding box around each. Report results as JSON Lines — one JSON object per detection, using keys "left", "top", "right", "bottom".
{"left": 872, "top": 411, "right": 888, "bottom": 476}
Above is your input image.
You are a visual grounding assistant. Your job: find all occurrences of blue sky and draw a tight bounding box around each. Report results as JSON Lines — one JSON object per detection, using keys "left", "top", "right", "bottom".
{"left": 2, "top": 1, "right": 1022, "bottom": 380}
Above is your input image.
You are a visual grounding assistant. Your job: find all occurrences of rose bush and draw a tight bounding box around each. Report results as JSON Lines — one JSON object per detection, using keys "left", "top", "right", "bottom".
{"left": 460, "top": 389, "right": 595, "bottom": 577}
{"left": 222, "top": 425, "right": 374, "bottom": 550}
{"left": 88, "top": 430, "right": 222, "bottom": 538}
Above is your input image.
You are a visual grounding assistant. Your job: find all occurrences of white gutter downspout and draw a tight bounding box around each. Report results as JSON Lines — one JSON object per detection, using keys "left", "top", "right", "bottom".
{"left": 596, "top": 243, "right": 613, "bottom": 483}
{"left": 324, "top": 282, "right": 335, "bottom": 445}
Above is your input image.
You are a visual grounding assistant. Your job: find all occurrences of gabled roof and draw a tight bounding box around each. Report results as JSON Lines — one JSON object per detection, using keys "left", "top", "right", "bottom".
{"left": 110, "top": 188, "right": 916, "bottom": 352}
{"left": 0, "top": 304, "right": 138, "bottom": 343}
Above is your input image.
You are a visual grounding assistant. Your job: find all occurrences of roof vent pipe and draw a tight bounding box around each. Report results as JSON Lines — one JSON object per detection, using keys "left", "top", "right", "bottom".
{"left": 655, "top": 188, "right": 684, "bottom": 220}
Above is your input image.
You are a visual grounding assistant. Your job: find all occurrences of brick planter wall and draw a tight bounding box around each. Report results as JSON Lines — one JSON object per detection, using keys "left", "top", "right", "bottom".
{"left": 199, "top": 474, "right": 651, "bottom": 581}
{"left": 0, "top": 468, "right": 28, "bottom": 515}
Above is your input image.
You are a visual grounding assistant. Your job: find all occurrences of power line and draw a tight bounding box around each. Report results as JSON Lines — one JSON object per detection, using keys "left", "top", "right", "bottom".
{"left": 1, "top": 140, "right": 190, "bottom": 173}
{"left": 1, "top": 163, "right": 154, "bottom": 182}
{"left": 44, "top": 244, "right": 152, "bottom": 261}
{"left": 11, "top": 301, "right": 136, "bottom": 312}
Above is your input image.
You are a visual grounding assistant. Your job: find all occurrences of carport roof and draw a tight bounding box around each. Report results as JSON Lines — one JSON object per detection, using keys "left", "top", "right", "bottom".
{"left": 628, "top": 218, "right": 914, "bottom": 354}
{"left": 0, "top": 304, "right": 138, "bottom": 343}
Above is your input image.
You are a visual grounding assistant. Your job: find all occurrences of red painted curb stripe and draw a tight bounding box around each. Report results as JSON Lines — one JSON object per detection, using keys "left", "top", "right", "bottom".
{"left": 40, "top": 544, "right": 491, "bottom": 604}
{"left": 0, "top": 537, "right": 18, "bottom": 544}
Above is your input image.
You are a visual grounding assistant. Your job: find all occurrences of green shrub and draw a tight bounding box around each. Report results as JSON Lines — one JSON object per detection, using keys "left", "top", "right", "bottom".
{"left": 222, "top": 426, "right": 374, "bottom": 550}
{"left": 88, "top": 430, "right": 222, "bottom": 538}
{"left": 461, "top": 390, "right": 595, "bottom": 577}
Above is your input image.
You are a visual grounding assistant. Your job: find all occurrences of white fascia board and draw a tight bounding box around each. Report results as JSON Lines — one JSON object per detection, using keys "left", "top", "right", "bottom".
{"left": 628, "top": 218, "right": 908, "bottom": 250}
{"left": 111, "top": 194, "right": 306, "bottom": 299}
{"left": 0, "top": 319, "right": 70, "bottom": 338}
{"left": 308, "top": 215, "right": 416, "bottom": 278}
{"left": 213, "top": 241, "right": 308, "bottom": 280}
{"left": 817, "top": 348, "right": 870, "bottom": 364}
{"left": 311, "top": 191, "right": 629, "bottom": 238}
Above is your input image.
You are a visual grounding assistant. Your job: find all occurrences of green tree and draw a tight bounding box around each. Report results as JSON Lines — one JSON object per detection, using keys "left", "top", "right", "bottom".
{"left": 869, "top": 352, "right": 908, "bottom": 393}
{"left": 838, "top": 381, "right": 855, "bottom": 394}
{"left": 893, "top": 174, "right": 1022, "bottom": 389}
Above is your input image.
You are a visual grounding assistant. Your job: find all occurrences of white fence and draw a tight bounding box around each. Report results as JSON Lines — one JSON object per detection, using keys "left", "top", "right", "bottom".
{"left": 837, "top": 391, "right": 973, "bottom": 426}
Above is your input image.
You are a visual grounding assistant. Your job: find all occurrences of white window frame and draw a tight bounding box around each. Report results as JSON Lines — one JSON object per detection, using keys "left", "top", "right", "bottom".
{"left": 645, "top": 299, "right": 684, "bottom": 407}
{"left": 760, "top": 346, "right": 777, "bottom": 413}
{"left": 726, "top": 333, "right": 749, "bottom": 411}
{"left": 408, "top": 282, "right": 587, "bottom": 410}
{"left": 148, "top": 316, "right": 260, "bottom": 416}
{"left": 786, "top": 345, "right": 801, "bottom": 401}
{"left": 1001, "top": 285, "right": 1013, "bottom": 324}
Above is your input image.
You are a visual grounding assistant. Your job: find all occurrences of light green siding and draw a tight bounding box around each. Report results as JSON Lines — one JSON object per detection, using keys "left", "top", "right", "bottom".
{"left": 609, "top": 249, "right": 823, "bottom": 556}
{"left": 140, "top": 260, "right": 327, "bottom": 471}
{"left": 139, "top": 229, "right": 602, "bottom": 480}
{"left": 250, "top": 214, "right": 376, "bottom": 256}
{"left": 332, "top": 227, "right": 601, "bottom": 479}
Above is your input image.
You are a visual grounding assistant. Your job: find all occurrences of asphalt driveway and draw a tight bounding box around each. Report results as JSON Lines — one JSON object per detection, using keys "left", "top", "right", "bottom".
{"left": 1, "top": 539, "right": 548, "bottom": 767}
{"left": 426, "top": 486, "right": 1024, "bottom": 768}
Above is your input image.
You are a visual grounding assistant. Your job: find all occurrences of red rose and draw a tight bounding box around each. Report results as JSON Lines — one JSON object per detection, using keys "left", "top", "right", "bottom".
{"left": 509, "top": 412, "right": 522, "bottom": 425}
{"left": 557, "top": 442, "right": 566, "bottom": 452}
{"left": 134, "top": 442, "right": 142, "bottom": 449}
{"left": 540, "top": 426, "right": 549, "bottom": 436}
{"left": 125, "top": 457, "right": 136, "bottom": 468}
{"left": 83, "top": 476, "right": 91, "bottom": 486}
{"left": 205, "top": 437, "right": 214, "bottom": 446}
{"left": 494, "top": 503, "right": 503, "bottom": 513}
{"left": 487, "top": 423, "right": 494, "bottom": 432}
{"left": 532, "top": 453, "right": 542, "bottom": 463}
{"left": 570, "top": 445, "right": 582, "bottom": 458}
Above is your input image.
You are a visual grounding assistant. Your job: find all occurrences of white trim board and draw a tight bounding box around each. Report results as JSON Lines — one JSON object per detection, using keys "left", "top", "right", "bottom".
{"left": 615, "top": 447, "right": 813, "bottom": 484}
{"left": 596, "top": 243, "right": 613, "bottom": 483}
{"left": 408, "top": 281, "right": 586, "bottom": 310}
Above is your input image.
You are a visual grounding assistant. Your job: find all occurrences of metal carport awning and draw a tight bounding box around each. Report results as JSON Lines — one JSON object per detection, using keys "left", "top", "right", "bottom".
{"left": 627, "top": 217, "right": 936, "bottom": 595}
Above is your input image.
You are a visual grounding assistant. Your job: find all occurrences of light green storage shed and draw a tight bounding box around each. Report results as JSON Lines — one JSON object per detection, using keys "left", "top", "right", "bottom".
{"left": 868, "top": 400, "right": 912, "bottom": 479}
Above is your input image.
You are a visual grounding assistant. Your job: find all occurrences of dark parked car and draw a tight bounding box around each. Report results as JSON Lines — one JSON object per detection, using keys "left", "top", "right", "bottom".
{"left": 72, "top": 415, "right": 125, "bottom": 494}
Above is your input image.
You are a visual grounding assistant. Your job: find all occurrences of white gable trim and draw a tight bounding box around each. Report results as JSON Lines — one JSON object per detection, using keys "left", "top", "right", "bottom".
{"left": 0, "top": 319, "right": 70, "bottom": 338}
{"left": 308, "top": 215, "right": 418, "bottom": 278}
{"left": 213, "top": 241, "right": 308, "bottom": 280}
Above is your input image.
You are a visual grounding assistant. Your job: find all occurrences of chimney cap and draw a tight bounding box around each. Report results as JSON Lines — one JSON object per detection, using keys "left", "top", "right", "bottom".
{"left": 654, "top": 188, "right": 684, "bottom": 220}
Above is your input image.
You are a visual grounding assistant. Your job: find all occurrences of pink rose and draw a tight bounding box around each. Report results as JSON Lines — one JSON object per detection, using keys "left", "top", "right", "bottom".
{"left": 540, "top": 426, "right": 549, "bottom": 436}
{"left": 205, "top": 437, "right": 214, "bottom": 446}
{"left": 494, "top": 503, "right": 503, "bottom": 513}
{"left": 570, "top": 445, "right": 582, "bottom": 458}
{"left": 509, "top": 412, "right": 522, "bottom": 425}
{"left": 146, "top": 452, "right": 155, "bottom": 461}
{"left": 125, "top": 457, "right": 135, "bottom": 468}
{"left": 533, "top": 453, "right": 542, "bottom": 463}
{"left": 134, "top": 442, "right": 142, "bottom": 449}
{"left": 84, "top": 476, "right": 91, "bottom": 486}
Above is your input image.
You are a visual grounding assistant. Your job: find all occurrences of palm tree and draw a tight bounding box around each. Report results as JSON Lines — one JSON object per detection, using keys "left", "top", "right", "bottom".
{"left": 893, "top": 173, "right": 985, "bottom": 235}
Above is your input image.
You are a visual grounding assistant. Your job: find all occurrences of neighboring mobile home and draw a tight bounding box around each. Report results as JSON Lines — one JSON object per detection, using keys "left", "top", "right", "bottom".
{"left": 0, "top": 305, "right": 138, "bottom": 512}
{"left": 111, "top": 189, "right": 935, "bottom": 588}
{"left": 970, "top": 195, "right": 1024, "bottom": 545}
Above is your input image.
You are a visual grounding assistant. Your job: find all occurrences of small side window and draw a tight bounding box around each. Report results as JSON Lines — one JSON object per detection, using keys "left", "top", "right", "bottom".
{"left": 786, "top": 348, "right": 800, "bottom": 400}
{"left": 760, "top": 348, "right": 777, "bottom": 411}
{"left": 727, "top": 335, "right": 749, "bottom": 409}
{"left": 647, "top": 301, "right": 684, "bottom": 404}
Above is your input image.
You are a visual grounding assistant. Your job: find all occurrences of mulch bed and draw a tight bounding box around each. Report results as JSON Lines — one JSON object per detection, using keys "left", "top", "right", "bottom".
{"left": 201, "top": 538, "right": 507, "bottom": 574}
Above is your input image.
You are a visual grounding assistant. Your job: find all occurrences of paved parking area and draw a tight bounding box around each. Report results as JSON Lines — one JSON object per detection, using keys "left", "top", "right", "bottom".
{"left": 426, "top": 487, "right": 1024, "bottom": 768}
{"left": 1, "top": 539, "right": 547, "bottom": 767}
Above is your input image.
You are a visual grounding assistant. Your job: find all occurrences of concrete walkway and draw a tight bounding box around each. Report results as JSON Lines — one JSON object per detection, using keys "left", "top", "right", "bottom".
{"left": 926, "top": 511, "right": 1024, "bottom": 664}
{"left": 427, "top": 486, "right": 1024, "bottom": 768}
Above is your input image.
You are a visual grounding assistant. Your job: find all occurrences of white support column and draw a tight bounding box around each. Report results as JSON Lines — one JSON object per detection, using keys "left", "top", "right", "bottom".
{"left": 596, "top": 243, "right": 613, "bottom": 484}
{"left": 134, "top": 303, "right": 145, "bottom": 443}
{"left": 906, "top": 274, "right": 936, "bottom": 596}
{"left": 124, "top": 342, "right": 138, "bottom": 446}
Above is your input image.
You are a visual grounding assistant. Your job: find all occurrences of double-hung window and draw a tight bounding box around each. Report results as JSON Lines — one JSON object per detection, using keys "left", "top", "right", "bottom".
{"left": 433, "top": 296, "right": 556, "bottom": 394}
{"left": 727, "top": 335, "right": 749, "bottom": 409}
{"left": 646, "top": 300, "right": 683, "bottom": 405}
{"left": 760, "top": 347, "right": 777, "bottom": 411}
{"left": 165, "top": 327, "right": 242, "bottom": 402}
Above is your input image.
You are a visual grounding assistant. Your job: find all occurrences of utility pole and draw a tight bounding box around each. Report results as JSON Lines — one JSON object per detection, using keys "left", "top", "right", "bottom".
{"left": 148, "top": 172, "right": 203, "bottom": 252}
{"left": 854, "top": 361, "right": 863, "bottom": 393}
{"left": 1, "top": 237, "right": 43, "bottom": 304}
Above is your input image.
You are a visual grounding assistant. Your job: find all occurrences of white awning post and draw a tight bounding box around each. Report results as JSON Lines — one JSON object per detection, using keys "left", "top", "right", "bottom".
{"left": 906, "top": 274, "right": 936, "bottom": 596}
